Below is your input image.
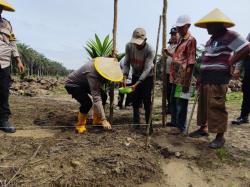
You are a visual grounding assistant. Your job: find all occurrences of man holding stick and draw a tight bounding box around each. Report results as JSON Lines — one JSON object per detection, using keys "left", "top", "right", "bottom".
{"left": 164, "top": 15, "right": 197, "bottom": 134}
{"left": 190, "top": 9, "right": 250, "bottom": 148}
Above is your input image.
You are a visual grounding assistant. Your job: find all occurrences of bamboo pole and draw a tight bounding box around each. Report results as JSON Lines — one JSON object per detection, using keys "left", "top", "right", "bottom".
{"left": 161, "top": 0, "right": 168, "bottom": 127}
{"left": 146, "top": 16, "right": 162, "bottom": 147}
{"left": 109, "top": 0, "right": 118, "bottom": 124}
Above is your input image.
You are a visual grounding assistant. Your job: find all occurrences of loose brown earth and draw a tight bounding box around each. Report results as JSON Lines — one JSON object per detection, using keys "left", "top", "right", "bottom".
{"left": 0, "top": 87, "right": 250, "bottom": 187}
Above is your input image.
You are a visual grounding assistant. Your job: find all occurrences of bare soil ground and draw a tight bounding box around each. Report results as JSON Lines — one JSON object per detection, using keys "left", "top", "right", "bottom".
{"left": 0, "top": 91, "right": 250, "bottom": 187}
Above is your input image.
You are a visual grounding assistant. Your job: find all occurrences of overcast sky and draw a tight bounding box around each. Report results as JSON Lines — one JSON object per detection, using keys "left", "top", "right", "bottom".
{"left": 3, "top": 0, "right": 250, "bottom": 69}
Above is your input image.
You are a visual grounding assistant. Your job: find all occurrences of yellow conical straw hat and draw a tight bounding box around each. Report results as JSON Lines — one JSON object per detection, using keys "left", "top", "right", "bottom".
{"left": 195, "top": 8, "right": 235, "bottom": 28}
{"left": 0, "top": 0, "right": 15, "bottom": 12}
{"left": 94, "top": 57, "right": 123, "bottom": 82}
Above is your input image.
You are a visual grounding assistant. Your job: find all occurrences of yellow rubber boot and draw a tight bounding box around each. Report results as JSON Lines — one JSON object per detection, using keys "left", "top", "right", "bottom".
{"left": 75, "top": 112, "right": 87, "bottom": 134}
{"left": 93, "top": 110, "right": 102, "bottom": 125}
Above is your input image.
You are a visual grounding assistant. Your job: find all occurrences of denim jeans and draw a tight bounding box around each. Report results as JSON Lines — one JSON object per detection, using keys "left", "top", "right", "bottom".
{"left": 170, "top": 84, "right": 189, "bottom": 132}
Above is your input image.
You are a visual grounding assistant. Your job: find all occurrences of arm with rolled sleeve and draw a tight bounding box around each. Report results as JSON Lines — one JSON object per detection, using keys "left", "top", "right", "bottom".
{"left": 10, "top": 40, "right": 20, "bottom": 58}
{"left": 123, "top": 44, "right": 131, "bottom": 78}
{"left": 10, "top": 38, "right": 24, "bottom": 72}
{"left": 9, "top": 24, "right": 24, "bottom": 73}
{"left": 184, "top": 38, "right": 197, "bottom": 87}
{"left": 10, "top": 41, "right": 20, "bottom": 58}
{"left": 8, "top": 22, "right": 20, "bottom": 58}
{"left": 87, "top": 74, "right": 106, "bottom": 120}
{"left": 138, "top": 46, "right": 154, "bottom": 83}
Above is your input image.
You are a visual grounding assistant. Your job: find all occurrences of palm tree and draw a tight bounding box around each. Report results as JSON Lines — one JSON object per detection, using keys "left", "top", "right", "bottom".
{"left": 17, "top": 43, "right": 69, "bottom": 77}
{"left": 85, "top": 34, "right": 113, "bottom": 58}
{"left": 85, "top": 34, "right": 125, "bottom": 61}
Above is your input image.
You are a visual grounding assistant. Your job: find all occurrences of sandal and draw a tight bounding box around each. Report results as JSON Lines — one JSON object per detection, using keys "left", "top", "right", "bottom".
{"left": 209, "top": 138, "right": 225, "bottom": 149}
{"left": 189, "top": 129, "right": 209, "bottom": 138}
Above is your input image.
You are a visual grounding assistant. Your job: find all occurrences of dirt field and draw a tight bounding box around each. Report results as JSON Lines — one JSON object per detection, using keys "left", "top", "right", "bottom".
{"left": 0, "top": 91, "right": 250, "bottom": 187}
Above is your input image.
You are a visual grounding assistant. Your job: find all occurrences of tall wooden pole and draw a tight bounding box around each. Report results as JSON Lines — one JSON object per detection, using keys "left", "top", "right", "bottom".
{"left": 109, "top": 0, "right": 118, "bottom": 124}
{"left": 161, "top": 0, "right": 168, "bottom": 127}
{"left": 112, "top": 0, "right": 118, "bottom": 56}
{"left": 146, "top": 16, "right": 162, "bottom": 147}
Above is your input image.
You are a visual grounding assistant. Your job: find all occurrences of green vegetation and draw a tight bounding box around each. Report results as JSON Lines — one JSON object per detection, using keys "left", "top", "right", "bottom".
{"left": 85, "top": 34, "right": 125, "bottom": 60}
{"left": 216, "top": 148, "right": 229, "bottom": 162}
{"left": 226, "top": 92, "right": 243, "bottom": 109}
{"left": 15, "top": 43, "right": 70, "bottom": 77}
{"left": 228, "top": 183, "right": 239, "bottom": 187}
{"left": 84, "top": 34, "right": 125, "bottom": 94}
{"left": 85, "top": 34, "right": 113, "bottom": 58}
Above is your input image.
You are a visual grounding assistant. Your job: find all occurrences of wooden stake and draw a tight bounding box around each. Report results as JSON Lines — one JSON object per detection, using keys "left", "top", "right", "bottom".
{"left": 146, "top": 15, "right": 162, "bottom": 147}
{"left": 186, "top": 93, "right": 199, "bottom": 135}
{"left": 161, "top": 0, "right": 168, "bottom": 127}
{"left": 109, "top": 0, "right": 118, "bottom": 124}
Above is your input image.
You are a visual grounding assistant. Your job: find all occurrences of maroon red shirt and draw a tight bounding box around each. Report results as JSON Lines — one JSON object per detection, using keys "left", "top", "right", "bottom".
{"left": 170, "top": 32, "right": 197, "bottom": 87}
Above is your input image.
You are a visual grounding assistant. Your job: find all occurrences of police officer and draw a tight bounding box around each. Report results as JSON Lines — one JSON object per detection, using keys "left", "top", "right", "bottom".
{"left": 0, "top": 0, "right": 24, "bottom": 133}
{"left": 65, "top": 57, "right": 123, "bottom": 134}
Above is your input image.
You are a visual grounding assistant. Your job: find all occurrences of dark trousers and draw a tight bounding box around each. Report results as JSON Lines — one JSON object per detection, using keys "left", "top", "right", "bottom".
{"left": 170, "top": 84, "right": 189, "bottom": 132}
{"left": 65, "top": 85, "right": 107, "bottom": 114}
{"left": 65, "top": 86, "right": 92, "bottom": 114}
{"left": 132, "top": 76, "right": 153, "bottom": 124}
{"left": 0, "top": 67, "right": 11, "bottom": 120}
{"left": 241, "top": 73, "right": 250, "bottom": 118}
{"left": 166, "top": 74, "right": 173, "bottom": 111}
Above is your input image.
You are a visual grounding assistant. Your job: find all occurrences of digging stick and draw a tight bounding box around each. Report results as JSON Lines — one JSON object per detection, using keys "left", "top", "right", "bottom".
{"left": 146, "top": 16, "right": 162, "bottom": 147}
{"left": 109, "top": 0, "right": 118, "bottom": 124}
{"left": 161, "top": 0, "right": 168, "bottom": 127}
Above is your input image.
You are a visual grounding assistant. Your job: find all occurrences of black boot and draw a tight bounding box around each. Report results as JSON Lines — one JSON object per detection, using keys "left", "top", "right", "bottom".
{"left": 232, "top": 117, "right": 249, "bottom": 125}
{"left": 0, "top": 119, "right": 16, "bottom": 133}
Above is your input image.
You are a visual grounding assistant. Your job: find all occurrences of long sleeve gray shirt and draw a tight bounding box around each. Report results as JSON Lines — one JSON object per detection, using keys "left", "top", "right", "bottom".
{"left": 123, "top": 43, "right": 154, "bottom": 83}
{"left": 65, "top": 60, "right": 106, "bottom": 120}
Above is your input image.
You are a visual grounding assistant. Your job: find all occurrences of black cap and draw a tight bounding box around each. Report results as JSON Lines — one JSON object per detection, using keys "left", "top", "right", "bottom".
{"left": 169, "top": 27, "right": 177, "bottom": 34}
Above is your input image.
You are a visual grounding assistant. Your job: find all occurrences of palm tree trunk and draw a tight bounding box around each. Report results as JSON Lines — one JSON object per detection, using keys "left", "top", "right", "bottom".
{"left": 109, "top": 0, "right": 118, "bottom": 124}
{"left": 162, "top": 0, "right": 168, "bottom": 126}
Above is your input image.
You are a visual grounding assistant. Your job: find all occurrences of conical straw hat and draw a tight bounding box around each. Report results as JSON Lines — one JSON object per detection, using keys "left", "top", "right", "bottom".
{"left": 94, "top": 57, "right": 123, "bottom": 82}
{"left": 0, "top": 0, "right": 15, "bottom": 12}
{"left": 194, "top": 8, "right": 235, "bottom": 28}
